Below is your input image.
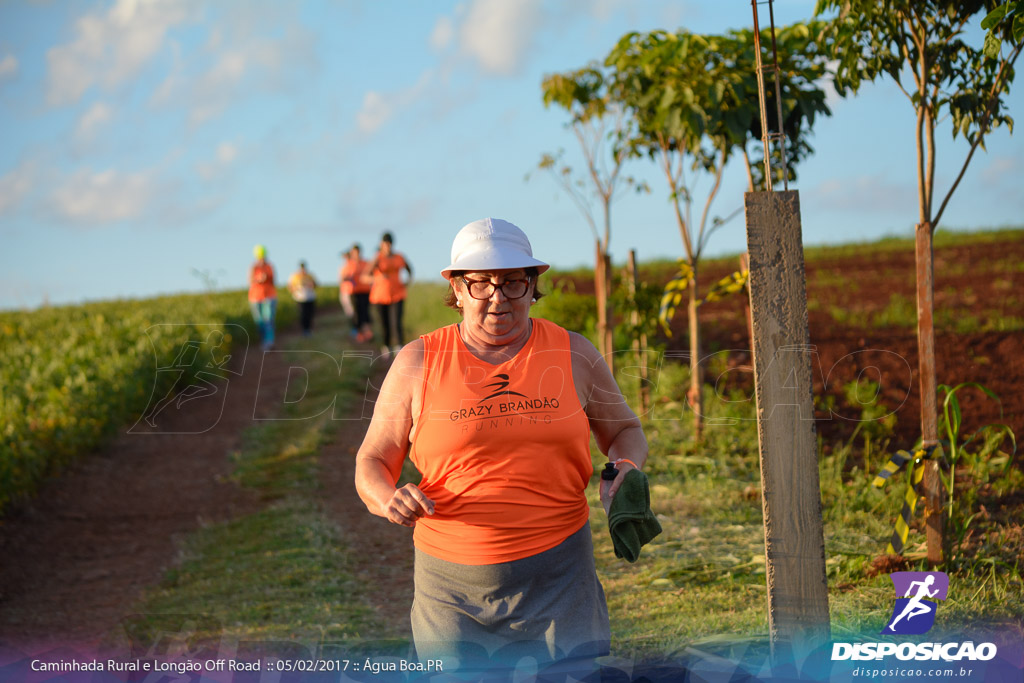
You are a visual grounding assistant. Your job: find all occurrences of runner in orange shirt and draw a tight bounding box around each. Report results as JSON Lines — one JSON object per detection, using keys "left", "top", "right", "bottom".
{"left": 369, "top": 232, "right": 412, "bottom": 357}
{"left": 248, "top": 244, "right": 277, "bottom": 350}
{"left": 340, "top": 244, "right": 374, "bottom": 342}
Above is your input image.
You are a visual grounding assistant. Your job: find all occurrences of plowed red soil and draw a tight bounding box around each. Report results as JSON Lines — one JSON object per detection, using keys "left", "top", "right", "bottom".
{"left": 592, "top": 237, "right": 1024, "bottom": 449}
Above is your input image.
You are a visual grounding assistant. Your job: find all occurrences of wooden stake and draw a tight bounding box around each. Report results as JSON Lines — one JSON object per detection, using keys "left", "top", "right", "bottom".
{"left": 744, "top": 191, "right": 830, "bottom": 651}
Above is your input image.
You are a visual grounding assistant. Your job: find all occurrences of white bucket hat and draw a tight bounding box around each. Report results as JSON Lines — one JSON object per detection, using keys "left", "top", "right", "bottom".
{"left": 440, "top": 218, "right": 550, "bottom": 279}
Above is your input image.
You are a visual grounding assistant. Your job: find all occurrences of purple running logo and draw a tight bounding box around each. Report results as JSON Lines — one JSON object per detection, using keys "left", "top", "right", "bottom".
{"left": 883, "top": 571, "right": 949, "bottom": 635}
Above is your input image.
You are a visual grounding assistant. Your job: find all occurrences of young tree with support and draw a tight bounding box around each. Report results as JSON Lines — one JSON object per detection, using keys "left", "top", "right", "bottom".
{"left": 816, "top": 0, "right": 1023, "bottom": 564}
{"left": 605, "top": 24, "right": 832, "bottom": 440}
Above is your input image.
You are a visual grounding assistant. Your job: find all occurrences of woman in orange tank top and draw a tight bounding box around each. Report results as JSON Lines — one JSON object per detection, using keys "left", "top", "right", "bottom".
{"left": 340, "top": 243, "right": 373, "bottom": 341}
{"left": 369, "top": 232, "right": 412, "bottom": 357}
{"left": 354, "top": 218, "right": 649, "bottom": 674}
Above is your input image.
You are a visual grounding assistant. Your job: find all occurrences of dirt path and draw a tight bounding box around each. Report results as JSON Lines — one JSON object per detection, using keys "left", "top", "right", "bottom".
{"left": 0, "top": 311, "right": 414, "bottom": 653}
{"left": 319, "top": 421, "right": 416, "bottom": 638}
{"left": 312, "top": 310, "right": 416, "bottom": 638}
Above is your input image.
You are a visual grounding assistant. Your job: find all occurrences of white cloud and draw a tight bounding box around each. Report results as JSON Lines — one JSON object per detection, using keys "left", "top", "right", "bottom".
{"left": 563, "top": 0, "right": 633, "bottom": 22}
{"left": 809, "top": 175, "right": 915, "bottom": 213}
{"left": 74, "top": 101, "right": 115, "bottom": 144}
{"left": 216, "top": 142, "right": 237, "bottom": 165}
{"left": 356, "top": 71, "right": 433, "bottom": 134}
{"left": 0, "top": 54, "right": 18, "bottom": 80}
{"left": 46, "top": 0, "right": 193, "bottom": 106}
{"left": 430, "top": 16, "right": 455, "bottom": 51}
{"left": 0, "top": 161, "right": 35, "bottom": 215}
{"left": 458, "top": 0, "right": 544, "bottom": 76}
{"left": 50, "top": 168, "right": 154, "bottom": 223}
{"left": 357, "top": 0, "right": 626, "bottom": 137}
{"left": 148, "top": 10, "right": 317, "bottom": 128}
{"left": 356, "top": 92, "right": 392, "bottom": 134}
{"left": 981, "top": 155, "right": 1020, "bottom": 183}
{"left": 196, "top": 142, "right": 239, "bottom": 180}
{"left": 354, "top": 0, "right": 543, "bottom": 136}
{"left": 183, "top": 51, "right": 248, "bottom": 125}
{"left": 207, "top": 51, "right": 248, "bottom": 86}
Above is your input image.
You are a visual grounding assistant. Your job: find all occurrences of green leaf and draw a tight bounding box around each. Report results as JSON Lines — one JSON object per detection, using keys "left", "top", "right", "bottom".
{"left": 984, "top": 32, "right": 1002, "bottom": 59}
{"left": 981, "top": 3, "right": 1011, "bottom": 30}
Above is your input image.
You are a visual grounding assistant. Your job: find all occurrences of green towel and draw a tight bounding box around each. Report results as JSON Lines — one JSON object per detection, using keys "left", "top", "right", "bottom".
{"left": 608, "top": 468, "right": 662, "bottom": 563}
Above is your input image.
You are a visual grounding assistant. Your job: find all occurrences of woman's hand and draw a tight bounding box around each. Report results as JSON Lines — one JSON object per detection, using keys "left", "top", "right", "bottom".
{"left": 599, "top": 460, "right": 637, "bottom": 511}
{"left": 384, "top": 483, "right": 435, "bottom": 527}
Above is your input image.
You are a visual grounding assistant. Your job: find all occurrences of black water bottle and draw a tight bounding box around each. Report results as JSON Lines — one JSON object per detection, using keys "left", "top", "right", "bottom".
{"left": 600, "top": 462, "right": 618, "bottom": 514}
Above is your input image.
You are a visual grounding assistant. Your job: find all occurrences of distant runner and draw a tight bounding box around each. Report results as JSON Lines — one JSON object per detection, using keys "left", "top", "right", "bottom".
{"left": 340, "top": 244, "right": 374, "bottom": 342}
{"left": 248, "top": 244, "right": 277, "bottom": 350}
{"left": 369, "top": 232, "right": 412, "bottom": 358}
{"left": 288, "top": 260, "right": 318, "bottom": 337}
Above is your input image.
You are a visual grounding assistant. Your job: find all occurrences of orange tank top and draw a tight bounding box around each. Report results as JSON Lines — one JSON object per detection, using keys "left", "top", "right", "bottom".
{"left": 340, "top": 259, "right": 371, "bottom": 295}
{"left": 369, "top": 253, "right": 407, "bottom": 304}
{"left": 248, "top": 262, "right": 276, "bottom": 302}
{"left": 409, "top": 318, "right": 592, "bottom": 565}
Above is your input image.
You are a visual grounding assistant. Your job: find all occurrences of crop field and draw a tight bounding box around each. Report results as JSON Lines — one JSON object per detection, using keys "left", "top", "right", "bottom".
{"left": 542, "top": 228, "right": 1024, "bottom": 450}
{"left": 0, "top": 288, "right": 335, "bottom": 512}
{"left": 0, "top": 229, "right": 1021, "bottom": 671}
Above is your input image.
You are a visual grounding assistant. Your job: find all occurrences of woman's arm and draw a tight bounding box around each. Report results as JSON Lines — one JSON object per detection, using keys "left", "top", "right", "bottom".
{"left": 569, "top": 332, "right": 648, "bottom": 502}
{"left": 354, "top": 341, "right": 435, "bottom": 526}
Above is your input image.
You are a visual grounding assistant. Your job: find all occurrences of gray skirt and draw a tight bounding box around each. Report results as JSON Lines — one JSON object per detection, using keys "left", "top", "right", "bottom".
{"left": 410, "top": 521, "right": 610, "bottom": 668}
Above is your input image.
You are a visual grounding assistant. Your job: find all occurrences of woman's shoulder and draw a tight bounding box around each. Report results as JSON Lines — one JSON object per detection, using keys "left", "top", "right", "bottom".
{"left": 392, "top": 338, "right": 425, "bottom": 365}
{"left": 565, "top": 329, "right": 602, "bottom": 362}
{"left": 384, "top": 339, "right": 426, "bottom": 390}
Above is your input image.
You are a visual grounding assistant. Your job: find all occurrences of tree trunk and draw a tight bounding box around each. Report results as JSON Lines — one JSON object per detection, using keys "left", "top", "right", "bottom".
{"left": 602, "top": 250, "right": 614, "bottom": 373}
{"left": 628, "top": 249, "right": 649, "bottom": 416}
{"left": 915, "top": 221, "right": 945, "bottom": 564}
{"left": 688, "top": 266, "right": 703, "bottom": 440}
{"left": 594, "top": 243, "right": 614, "bottom": 373}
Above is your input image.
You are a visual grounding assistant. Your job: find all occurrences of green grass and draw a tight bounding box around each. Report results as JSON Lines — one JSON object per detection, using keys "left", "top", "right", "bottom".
{"left": 126, "top": 312, "right": 385, "bottom": 651}
{"left": 403, "top": 281, "right": 462, "bottom": 338}
{"left": 826, "top": 290, "right": 1024, "bottom": 333}
{"left": 135, "top": 499, "right": 377, "bottom": 643}
{"left": 809, "top": 268, "right": 859, "bottom": 290}
{"left": 594, "top": 359, "right": 1024, "bottom": 660}
{"left": 801, "top": 226, "right": 1024, "bottom": 261}
{"left": 547, "top": 227, "right": 1024, "bottom": 280}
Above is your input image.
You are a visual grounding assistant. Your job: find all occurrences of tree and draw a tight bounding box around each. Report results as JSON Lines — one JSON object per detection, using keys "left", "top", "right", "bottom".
{"left": 816, "top": 0, "right": 1023, "bottom": 563}
{"left": 606, "top": 24, "right": 832, "bottom": 440}
{"left": 539, "top": 66, "right": 643, "bottom": 370}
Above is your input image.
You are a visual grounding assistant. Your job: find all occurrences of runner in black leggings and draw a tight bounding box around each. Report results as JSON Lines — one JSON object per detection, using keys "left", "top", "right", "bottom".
{"left": 368, "top": 232, "right": 412, "bottom": 357}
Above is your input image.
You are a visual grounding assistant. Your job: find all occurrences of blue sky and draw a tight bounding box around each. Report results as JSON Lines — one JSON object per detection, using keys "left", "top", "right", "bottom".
{"left": 1, "top": 0, "right": 1021, "bottom": 310}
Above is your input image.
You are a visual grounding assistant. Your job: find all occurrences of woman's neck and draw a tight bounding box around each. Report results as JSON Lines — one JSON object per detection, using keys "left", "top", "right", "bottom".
{"left": 458, "top": 319, "right": 532, "bottom": 364}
